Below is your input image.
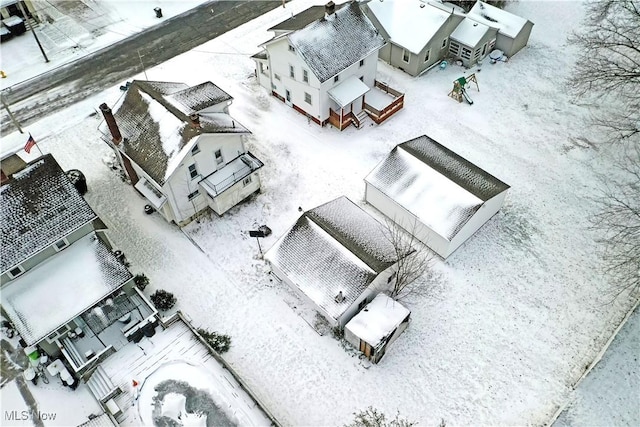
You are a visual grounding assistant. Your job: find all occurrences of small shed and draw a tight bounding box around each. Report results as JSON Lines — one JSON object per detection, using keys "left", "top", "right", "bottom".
{"left": 344, "top": 294, "right": 410, "bottom": 364}
{"left": 467, "top": 1, "right": 534, "bottom": 59}
{"left": 449, "top": 17, "right": 497, "bottom": 67}
{"left": 365, "top": 135, "right": 510, "bottom": 259}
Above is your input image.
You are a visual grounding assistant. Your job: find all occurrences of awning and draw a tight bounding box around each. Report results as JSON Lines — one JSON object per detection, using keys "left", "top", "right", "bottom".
{"left": 328, "top": 76, "right": 370, "bottom": 108}
{"left": 134, "top": 177, "right": 167, "bottom": 209}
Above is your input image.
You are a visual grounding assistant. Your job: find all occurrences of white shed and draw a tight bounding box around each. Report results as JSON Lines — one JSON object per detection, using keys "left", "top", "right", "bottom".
{"left": 344, "top": 294, "right": 410, "bottom": 364}
{"left": 364, "top": 135, "right": 510, "bottom": 259}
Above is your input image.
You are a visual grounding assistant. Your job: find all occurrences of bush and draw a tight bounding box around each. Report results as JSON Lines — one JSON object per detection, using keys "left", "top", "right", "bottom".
{"left": 150, "top": 289, "right": 176, "bottom": 311}
{"left": 345, "top": 407, "right": 416, "bottom": 427}
{"left": 197, "top": 328, "right": 232, "bottom": 354}
{"left": 133, "top": 273, "right": 150, "bottom": 291}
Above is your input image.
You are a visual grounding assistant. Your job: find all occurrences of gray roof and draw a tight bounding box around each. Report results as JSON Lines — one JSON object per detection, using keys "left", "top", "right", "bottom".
{"left": 365, "top": 135, "right": 510, "bottom": 240}
{"left": 0, "top": 154, "right": 97, "bottom": 273}
{"left": 110, "top": 80, "right": 246, "bottom": 184}
{"left": 265, "top": 196, "right": 399, "bottom": 321}
{"left": 288, "top": 1, "right": 386, "bottom": 83}
{"left": 268, "top": 3, "right": 347, "bottom": 32}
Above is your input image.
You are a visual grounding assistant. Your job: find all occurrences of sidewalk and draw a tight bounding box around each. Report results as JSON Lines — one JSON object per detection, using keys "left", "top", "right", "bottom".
{"left": 0, "top": 0, "right": 206, "bottom": 90}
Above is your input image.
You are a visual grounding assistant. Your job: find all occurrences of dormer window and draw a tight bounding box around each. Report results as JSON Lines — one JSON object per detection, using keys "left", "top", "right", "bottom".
{"left": 54, "top": 238, "right": 69, "bottom": 252}
{"left": 7, "top": 265, "right": 25, "bottom": 279}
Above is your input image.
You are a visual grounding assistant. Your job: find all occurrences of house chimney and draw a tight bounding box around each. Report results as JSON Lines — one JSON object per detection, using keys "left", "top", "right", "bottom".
{"left": 99, "top": 103, "right": 122, "bottom": 145}
{"left": 190, "top": 113, "right": 200, "bottom": 127}
{"left": 325, "top": 1, "right": 335, "bottom": 18}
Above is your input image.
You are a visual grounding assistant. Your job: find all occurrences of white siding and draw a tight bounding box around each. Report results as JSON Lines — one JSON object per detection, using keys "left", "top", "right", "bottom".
{"left": 204, "top": 171, "right": 261, "bottom": 216}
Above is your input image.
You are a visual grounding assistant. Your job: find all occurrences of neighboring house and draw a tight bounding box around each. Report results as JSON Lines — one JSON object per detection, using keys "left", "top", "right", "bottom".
{"left": 344, "top": 293, "right": 410, "bottom": 363}
{"left": 448, "top": 16, "right": 497, "bottom": 68}
{"left": 0, "top": 154, "right": 157, "bottom": 377}
{"left": 364, "top": 0, "right": 464, "bottom": 77}
{"left": 364, "top": 135, "right": 510, "bottom": 259}
{"left": 467, "top": 1, "right": 534, "bottom": 59}
{"left": 264, "top": 196, "right": 410, "bottom": 328}
{"left": 99, "top": 80, "right": 263, "bottom": 226}
{"left": 252, "top": 1, "right": 404, "bottom": 130}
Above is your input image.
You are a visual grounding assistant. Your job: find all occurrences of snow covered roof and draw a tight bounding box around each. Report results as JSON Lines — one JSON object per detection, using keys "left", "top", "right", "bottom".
{"left": 468, "top": 1, "right": 530, "bottom": 39}
{"left": 328, "top": 75, "right": 370, "bottom": 108}
{"left": 1, "top": 232, "right": 132, "bottom": 345}
{"left": 0, "top": 154, "right": 97, "bottom": 273}
{"left": 265, "top": 196, "right": 401, "bottom": 321}
{"left": 345, "top": 293, "right": 410, "bottom": 348}
{"left": 365, "top": 135, "right": 510, "bottom": 240}
{"left": 450, "top": 17, "right": 491, "bottom": 47}
{"left": 288, "top": 1, "right": 385, "bottom": 83}
{"left": 107, "top": 80, "right": 246, "bottom": 185}
{"left": 366, "top": 0, "right": 453, "bottom": 54}
{"left": 268, "top": 3, "right": 347, "bottom": 32}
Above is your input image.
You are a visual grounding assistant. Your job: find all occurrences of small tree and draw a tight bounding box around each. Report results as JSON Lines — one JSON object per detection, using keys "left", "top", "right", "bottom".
{"left": 150, "top": 289, "right": 176, "bottom": 311}
{"left": 345, "top": 407, "right": 416, "bottom": 427}
{"left": 133, "top": 273, "right": 149, "bottom": 291}
{"left": 197, "top": 328, "right": 232, "bottom": 353}
{"left": 382, "top": 219, "right": 434, "bottom": 301}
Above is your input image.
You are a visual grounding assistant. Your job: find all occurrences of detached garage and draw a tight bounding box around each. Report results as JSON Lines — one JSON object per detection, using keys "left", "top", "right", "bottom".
{"left": 364, "top": 135, "right": 510, "bottom": 259}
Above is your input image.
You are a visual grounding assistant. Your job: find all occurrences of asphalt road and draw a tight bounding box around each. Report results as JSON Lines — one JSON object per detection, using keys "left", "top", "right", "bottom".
{"left": 0, "top": 0, "right": 284, "bottom": 135}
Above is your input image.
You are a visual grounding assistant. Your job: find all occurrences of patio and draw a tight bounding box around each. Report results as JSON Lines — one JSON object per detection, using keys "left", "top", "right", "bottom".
{"left": 363, "top": 80, "right": 405, "bottom": 124}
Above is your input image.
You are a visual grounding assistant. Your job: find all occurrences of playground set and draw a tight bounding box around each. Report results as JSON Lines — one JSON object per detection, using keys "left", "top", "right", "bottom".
{"left": 448, "top": 73, "right": 479, "bottom": 105}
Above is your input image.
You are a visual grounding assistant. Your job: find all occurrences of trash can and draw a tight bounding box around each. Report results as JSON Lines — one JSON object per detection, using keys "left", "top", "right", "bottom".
{"left": 154, "top": 7, "right": 163, "bottom": 18}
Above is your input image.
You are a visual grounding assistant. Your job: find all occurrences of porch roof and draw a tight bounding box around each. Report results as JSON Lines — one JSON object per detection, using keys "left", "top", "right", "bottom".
{"left": 328, "top": 76, "right": 370, "bottom": 108}
{"left": 1, "top": 233, "right": 132, "bottom": 345}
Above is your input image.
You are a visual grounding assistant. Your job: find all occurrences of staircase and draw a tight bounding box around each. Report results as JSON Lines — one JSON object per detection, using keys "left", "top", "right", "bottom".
{"left": 354, "top": 110, "right": 369, "bottom": 129}
{"left": 86, "top": 366, "right": 120, "bottom": 403}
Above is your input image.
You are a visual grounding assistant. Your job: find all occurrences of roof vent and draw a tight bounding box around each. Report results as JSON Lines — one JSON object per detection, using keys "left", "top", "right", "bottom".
{"left": 190, "top": 113, "right": 200, "bottom": 127}
{"left": 334, "top": 291, "right": 345, "bottom": 303}
{"left": 420, "top": 3, "right": 425, "bottom": 8}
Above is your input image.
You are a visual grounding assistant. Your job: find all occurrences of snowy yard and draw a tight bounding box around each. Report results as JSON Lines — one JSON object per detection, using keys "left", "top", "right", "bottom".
{"left": 1, "top": 1, "right": 637, "bottom": 425}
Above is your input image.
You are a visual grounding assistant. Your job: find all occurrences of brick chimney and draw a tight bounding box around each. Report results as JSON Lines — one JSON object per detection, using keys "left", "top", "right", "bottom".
{"left": 189, "top": 113, "right": 200, "bottom": 127}
{"left": 325, "top": 1, "right": 335, "bottom": 18}
{"left": 99, "top": 103, "right": 122, "bottom": 145}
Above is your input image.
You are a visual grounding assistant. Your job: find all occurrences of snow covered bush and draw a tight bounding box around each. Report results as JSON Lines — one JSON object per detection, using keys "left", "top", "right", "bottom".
{"left": 345, "top": 407, "right": 416, "bottom": 427}
{"left": 150, "top": 289, "right": 176, "bottom": 311}
{"left": 197, "top": 328, "right": 232, "bottom": 354}
{"left": 133, "top": 273, "right": 149, "bottom": 291}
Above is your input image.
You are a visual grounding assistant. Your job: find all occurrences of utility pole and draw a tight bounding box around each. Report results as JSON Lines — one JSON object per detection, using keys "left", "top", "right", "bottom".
{"left": 17, "top": 1, "right": 48, "bottom": 63}
{"left": 1, "top": 94, "right": 24, "bottom": 134}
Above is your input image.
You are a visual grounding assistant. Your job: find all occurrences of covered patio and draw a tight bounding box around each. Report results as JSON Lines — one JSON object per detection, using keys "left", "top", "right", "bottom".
{"left": 328, "top": 75, "right": 370, "bottom": 130}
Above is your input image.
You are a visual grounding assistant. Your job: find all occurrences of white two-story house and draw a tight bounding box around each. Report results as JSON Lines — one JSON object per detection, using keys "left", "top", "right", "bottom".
{"left": 253, "top": 1, "right": 404, "bottom": 130}
{"left": 99, "top": 80, "right": 264, "bottom": 226}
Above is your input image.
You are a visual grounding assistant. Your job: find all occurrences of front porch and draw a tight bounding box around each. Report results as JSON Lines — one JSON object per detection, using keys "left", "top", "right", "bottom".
{"left": 363, "top": 80, "right": 404, "bottom": 125}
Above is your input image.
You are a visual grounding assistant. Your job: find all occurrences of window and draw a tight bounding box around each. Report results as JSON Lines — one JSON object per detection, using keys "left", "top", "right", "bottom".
{"left": 402, "top": 49, "right": 410, "bottom": 63}
{"left": 191, "top": 144, "right": 200, "bottom": 155}
{"left": 143, "top": 179, "right": 163, "bottom": 199}
{"left": 449, "top": 41, "right": 461, "bottom": 56}
{"left": 289, "top": 65, "right": 295, "bottom": 79}
{"left": 242, "top": 176, "right": 252, "bottom": 186}
{"left": 275, "top": 73, "right": 281, "bottom": 81}
{"left": 303, "top": 69, "right": 309, "bottom": 83}
{"left": 473, "top": 47, "right": 482, "bottom": 60}
{"left": 334, "top": 75, "right": 339, "bottom": 83}
{"left": 424, "top": 49, "right": 431, "bottom": 63}
{"left": 215, "top": 149, "right": 223, "bottom": 165}
{"left": 54, "top": 238, "right": 69, "bottom": 252}
{"left": 359, "top": 59, "right": 364, "bottom": 67}
{"left": 481, "top": 42, "right": 488, "bottom": 56}
{"left": 461, "top": 47, "right": 472, "bottom": 60}
{"left": 188, "top": 164, "right": 198, "bottom": 179}
{"left": 286, "top": 90, "right": 291, "bottom": 102}
{"left": 7, "top": 265, "right": 24, "bottom": 279}
{"left": 187, "top": 190, "right": 199, "bottom": 201}
{"left": 441, "top": 38, "right": 448, "bottom": 49}
{"left": 288, "top": 44, "right": 295, "bottom": 53}
{"left": 304, "top": 92, "right": 311, "bottom": 104}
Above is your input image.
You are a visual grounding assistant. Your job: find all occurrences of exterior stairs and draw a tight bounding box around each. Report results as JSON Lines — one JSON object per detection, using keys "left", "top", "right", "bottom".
{"left": 354, "top": 110, "right": 369, "bottom": 129}
{"left": 86, "top": 366, "right": 120, "bottom": 403}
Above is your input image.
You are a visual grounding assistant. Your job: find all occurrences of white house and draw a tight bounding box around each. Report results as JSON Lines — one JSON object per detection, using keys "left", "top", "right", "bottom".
{"left": 364, "top": 135, "right": 510, "bottom": 259}
{"left": 100, "top": 80, "right": 264, "bottom": 226}
{"left": 344, "top": 293, "right": 410, "bottom": 363}
{"left": 0, "top": 154, "right": 157, "bottom": 376}
{"left": 264, "top": 196, "right": 410, "bottom": 328}
{"left": 363, "top": 0, "right": 465, "bottom": 76}
{"left": 467, "top": 1, "right": 534, "bottom": 59}
{"left": 252, "top": 1, "right": 404, "bottom": 130}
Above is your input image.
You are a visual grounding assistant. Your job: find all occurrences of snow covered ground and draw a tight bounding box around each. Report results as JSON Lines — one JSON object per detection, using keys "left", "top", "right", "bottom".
{"left": 1, "top": 0, "right": 638, "bottom": 426}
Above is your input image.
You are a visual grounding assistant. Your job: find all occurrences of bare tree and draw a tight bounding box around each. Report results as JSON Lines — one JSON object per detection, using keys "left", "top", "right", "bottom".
{"left": 381, "top": 218, "right": 435, "bottom": 302}
{"left": 569, "top": 0, "right": 640, "bottom": 141}
{"left": 345, "top": 407, "right": 416, "bottom": 427}
{"left": 592, "top": 145, "right": 640, "bottom": 299}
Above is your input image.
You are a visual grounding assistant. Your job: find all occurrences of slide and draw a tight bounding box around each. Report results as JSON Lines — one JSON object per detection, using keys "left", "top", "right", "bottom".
{"left": 461, "top": 87, "right": 474, "bottom": 105}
